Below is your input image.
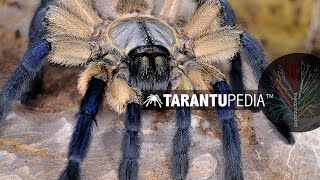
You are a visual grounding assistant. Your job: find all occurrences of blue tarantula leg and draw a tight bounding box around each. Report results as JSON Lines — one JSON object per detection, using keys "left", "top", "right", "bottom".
{"left": 229, "top": 52, "right": 260, "bottom": 112}
{"left": 240, "top": 32, "right": 268, "bottom": 83}
{"left": 230, "top": 52, "right": 244, "bottom": 91}
{"left": 241, "top": 33, "right": 295, "bottom": 144}
{"left": 20, "top": 0, "right": 52, "bottom": 104}
{"left": 59, "top": 77, "right": 106, "bottom": 180}
{"left": 267, "top": 98, "right": 295, "bottom": 145}
{"left": 20, "top": 66, "right": 44, "bottom": 104}
{"left": 171, "top": 107, "right": 192, "bottom": 180}
{"left": 0, "top": 40, "right": 50, "bottom": 124}
{"left": 232, "top": 32, "right": 269, "bottom": 112}
{"left": 28, "top": 0, "right": 52, "bottom": 45}
{"left": 212, "top": 79, "right": 243, "bottom": 180}
{"left": 219, "top": 0, "right": 237, "bottom": 26}
{"left": 119, "top": 103, "right": 142, "bottom": 180}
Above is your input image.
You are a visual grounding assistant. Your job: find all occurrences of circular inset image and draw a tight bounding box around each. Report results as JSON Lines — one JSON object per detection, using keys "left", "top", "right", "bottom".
{"left": 258, "top": 53, "right": 320, "bottom": 132}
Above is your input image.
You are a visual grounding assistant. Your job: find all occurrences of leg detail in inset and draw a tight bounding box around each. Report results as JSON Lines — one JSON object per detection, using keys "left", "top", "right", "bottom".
{"left": 59, "top": 77, "right": 106, "bottom": 180}
{"left": 0, "top": 40, "right": 50, "bottom": 124}
{"left": 119, "top": 103, "right": 142, "bottom": 180}
{"left": 212, "top": 79, "right": 243, "bottom": 180}
{"left": 171, "top": 107, "right": 192, "bottom": 180}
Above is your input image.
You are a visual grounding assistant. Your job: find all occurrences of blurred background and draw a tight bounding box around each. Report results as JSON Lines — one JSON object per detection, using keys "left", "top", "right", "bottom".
{"left": 229, "top": 0, "right": 320, "bottom": 60}
{"left": 1, "top": 0, "right": 320, "bottom": 64}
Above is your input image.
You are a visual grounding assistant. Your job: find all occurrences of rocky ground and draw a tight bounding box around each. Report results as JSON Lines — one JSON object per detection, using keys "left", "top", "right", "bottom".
{"left": 0, "top": 1, "right": 319, "bottom": 180}
{"left": 0, "top": 107, "right": 319, "bottom": 180}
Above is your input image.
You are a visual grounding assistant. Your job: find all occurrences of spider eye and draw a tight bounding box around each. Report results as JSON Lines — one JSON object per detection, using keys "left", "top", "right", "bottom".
{"left": 128, "top": 45, "right": 169, "bottom": 57}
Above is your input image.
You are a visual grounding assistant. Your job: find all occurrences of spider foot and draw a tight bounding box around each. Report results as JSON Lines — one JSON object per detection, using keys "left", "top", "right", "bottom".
{"left": 273, "top": 119, "right": 295, "bottom": 145}
{"left": 59, "top": 160, "right": 81, "bottom": 180}
{"left": 119, "top": 159, "right": 139, "bottom": 180}
{"left": 171, "top": 151, "right": 189, "bottom": 180}
{"left": 59, "top": 77, "right": 106, "bottom": 180}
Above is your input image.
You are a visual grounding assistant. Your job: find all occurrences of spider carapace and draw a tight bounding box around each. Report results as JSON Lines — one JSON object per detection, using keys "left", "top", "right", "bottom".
{"left": 109, "top": 17, "right": 176, "bottom": 93}
{"left": 0, "top": 0, "right": 295, "bottom": 180}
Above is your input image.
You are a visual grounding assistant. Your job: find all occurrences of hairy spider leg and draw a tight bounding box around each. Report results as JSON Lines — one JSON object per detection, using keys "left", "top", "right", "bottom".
{"left": 229, "top": 52, "right": 244, "bottom": 91}
{"left": 59, "top": 77, "right": 106, "bottom": 180}
{"left": 29, "top": 0, "right": 51, "bottom": 45}
{"left": 241, "top": 32, "right": 268, "bottom": 84}
{"left": 241, "top": 33, "right": 295, "bottom": 144}
{"left": 260, "top": 67, "right": 295, "bottom": 145}
{"left": 212, "top": 79, "right": 243, "bottom": 180}
{"left": 171, "top": 107, "right": 192, "bottom": 180}
{"left": 0, "top": 40, "right": 50, "bottom": 124}
{"left": 239, "top": 33, "right": 267, "bottom": 113}
{"left": 119, "top": 103, "right": 142, "bottom": 180}
{"left": 21, "top": 0, "right": 52, "bottom": 103}
{"left": 219, "top": 0, "right": 237, "bottom": 26}
{"left": 228, "top": 53, "right": 246, "bottom": 109}
{"left": 20, "top": 66, "right": 44, "bottom": 104}
{"left": 263, "top": 89, "right": 295, "bottom": 145}
{"left": 229, "top": 52, "right": 260, "bottom": 112}
{"left": 196, "top": 0, "right": 237, "bottom": 26}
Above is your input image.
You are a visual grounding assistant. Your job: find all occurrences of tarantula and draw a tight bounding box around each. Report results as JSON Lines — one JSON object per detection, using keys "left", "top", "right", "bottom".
{"left": 0, "top": 0, "right": 295, "bottom": 179}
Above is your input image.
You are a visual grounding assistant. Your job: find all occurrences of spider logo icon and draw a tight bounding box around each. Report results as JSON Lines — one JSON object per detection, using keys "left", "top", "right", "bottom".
{"left": 143, "top": 94, "right": 163, "bottom": 108}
